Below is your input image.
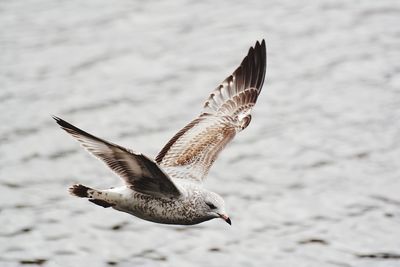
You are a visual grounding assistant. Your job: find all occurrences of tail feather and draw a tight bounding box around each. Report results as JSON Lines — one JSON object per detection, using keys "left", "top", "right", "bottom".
{"left": 69, "top": 184, "right": 91, "bottom": 198}
{"left": 68, "top": 184, "right": 116, "bottom": 208}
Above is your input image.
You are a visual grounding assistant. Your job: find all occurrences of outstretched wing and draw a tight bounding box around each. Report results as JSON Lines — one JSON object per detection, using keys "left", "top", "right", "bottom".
{"left": 155, "top": 40, "right": 266, "bottom": 182}
{"left": 53, "top": 116, "right": 181, "bottom": 198}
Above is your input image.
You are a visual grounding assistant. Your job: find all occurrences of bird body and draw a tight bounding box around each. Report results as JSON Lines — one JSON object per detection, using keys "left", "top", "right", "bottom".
{"left": 54, "top": 40, "right": 266, "bottom": 226}
{"left": 72, "top": 183, "right": 224, "bottom": 225}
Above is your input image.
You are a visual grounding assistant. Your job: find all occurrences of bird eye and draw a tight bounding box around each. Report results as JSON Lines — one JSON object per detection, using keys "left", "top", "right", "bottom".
{"left": 206, "top": 202, "right": 217, "bottom": 209}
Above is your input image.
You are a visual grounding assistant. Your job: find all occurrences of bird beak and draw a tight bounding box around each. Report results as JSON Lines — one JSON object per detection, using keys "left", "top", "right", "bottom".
{"left": 219, "top": 213, "right": 231, "bottom": 225}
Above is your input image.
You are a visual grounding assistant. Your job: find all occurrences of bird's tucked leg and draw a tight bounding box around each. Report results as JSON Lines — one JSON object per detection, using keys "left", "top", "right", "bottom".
{"left": 88, "top": 198, "right": 114, "bottom": 208}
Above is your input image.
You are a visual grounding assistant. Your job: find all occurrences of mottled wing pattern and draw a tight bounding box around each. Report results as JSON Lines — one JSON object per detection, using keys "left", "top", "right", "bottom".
{"left": 156, "top": 115, "right": 237, "bottom": 181}
{"left": 155, "top": 40, "right": 266, "bottom": 182}
{"left": 53, "top": 116, "right": 181, "bottom": 198}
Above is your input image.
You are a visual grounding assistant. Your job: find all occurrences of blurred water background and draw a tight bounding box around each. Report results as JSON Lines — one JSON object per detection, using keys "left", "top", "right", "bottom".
{"left": 1, "top": 0, "right": 400, "bottom": 266}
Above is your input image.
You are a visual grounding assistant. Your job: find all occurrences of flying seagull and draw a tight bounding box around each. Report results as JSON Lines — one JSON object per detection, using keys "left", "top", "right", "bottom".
{"left": 53, "top": 40, "right": 266, "bottom": 225}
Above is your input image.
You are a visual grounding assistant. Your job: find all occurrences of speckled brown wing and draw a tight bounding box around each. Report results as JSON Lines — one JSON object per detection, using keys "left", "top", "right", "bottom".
{"left": 155, "top": 40, "right": 266, "bottom": 182}
{"left": 53, "top": 116, "right": 181, "bottom": 198}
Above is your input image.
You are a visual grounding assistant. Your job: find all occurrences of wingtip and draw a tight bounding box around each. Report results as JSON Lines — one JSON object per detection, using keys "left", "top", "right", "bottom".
{"left": 255, "top": 39, "right": 266, "bottom": 51}
{"left": 51, "top": 115, "right": 67, "bottom": 127}
{"left": 52, "top": 115, "right": 61, "bottom": 122}
{"left": 248, "top": 39, "right": 266, "bottom": 59}
{"left": 51, "top": 115, "right": 76, "bottom": 132}
{"left": 261, "top": 39, "right": 266, "bottom": 50}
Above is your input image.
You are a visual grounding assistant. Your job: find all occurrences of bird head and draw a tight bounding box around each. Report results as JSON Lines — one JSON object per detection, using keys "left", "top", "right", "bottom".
{"left": 202, "top": 191, "right": 231, "bottom": 225}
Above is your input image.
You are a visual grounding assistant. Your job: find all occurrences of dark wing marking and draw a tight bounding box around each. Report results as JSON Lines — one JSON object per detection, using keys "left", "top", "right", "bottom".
{"left": 203, "top": 39, "right": 266, "bottom": 119}
{"left": 53, "top": 116, "right": 181, "bottom": 198}
{"left": 155, "top": 40, "right": 266, "bottom": 182}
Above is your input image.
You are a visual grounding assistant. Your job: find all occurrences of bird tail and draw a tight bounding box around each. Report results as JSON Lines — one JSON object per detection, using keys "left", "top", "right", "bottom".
{"left": 68, "top": 184, "right": 115, "bottom": 208}
{"left": 69, "top": 184, "right": 92, "bottom": 198}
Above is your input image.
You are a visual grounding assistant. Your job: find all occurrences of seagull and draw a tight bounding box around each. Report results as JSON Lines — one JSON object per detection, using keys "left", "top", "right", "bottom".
{"left": 53, "top": 40, "right": 266, "bottom": 225}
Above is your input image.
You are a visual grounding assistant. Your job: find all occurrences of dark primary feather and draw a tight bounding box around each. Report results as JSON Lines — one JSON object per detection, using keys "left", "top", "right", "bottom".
{"left": 202, "top": 39, "right": 266, "bottom": 117}
{"left": 52, "top": 116, "right": 181, "bottom": 198}
{"left": 155, "top": 40, "right": 267, "bottom": 182}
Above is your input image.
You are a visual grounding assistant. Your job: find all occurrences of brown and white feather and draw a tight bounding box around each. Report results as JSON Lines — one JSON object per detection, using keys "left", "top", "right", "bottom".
{"left": 53, "top": 116, "right": 181, "bottom": 198}
{"left": 156, "top": 40, "right": 266, "bottom": 182}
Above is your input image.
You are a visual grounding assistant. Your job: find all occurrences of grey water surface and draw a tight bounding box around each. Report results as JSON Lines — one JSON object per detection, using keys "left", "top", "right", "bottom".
{"left": 1, "top": 0, "right": 400, "bottom": 266}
